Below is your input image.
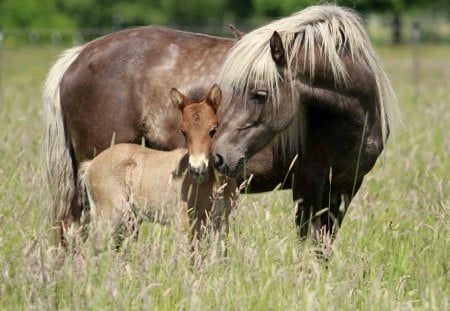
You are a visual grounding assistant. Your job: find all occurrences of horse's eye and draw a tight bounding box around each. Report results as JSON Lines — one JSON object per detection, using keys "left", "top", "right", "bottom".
{"left": 251, "top": 90, "right": 268, "bottom": 103}
{"left": 209, "top": 127, "right": 217, "bottom": 138}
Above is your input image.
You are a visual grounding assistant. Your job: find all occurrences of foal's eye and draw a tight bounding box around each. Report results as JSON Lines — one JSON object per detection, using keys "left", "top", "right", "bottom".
{"left": 180, "top": 128, "right": 186, "bottom": 137}
{"left": 251, "top": 90, "right": 268, "bottom": 103}
{"left": 209, "top": 127, "right": 217, "bottom": 138}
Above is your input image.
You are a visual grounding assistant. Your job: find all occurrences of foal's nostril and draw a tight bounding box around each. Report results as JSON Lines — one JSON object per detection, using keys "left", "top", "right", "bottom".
{"left": 214, "top": 153, "right": 224, "bottom": 168}
{"left": 189, "top": 165, "right": 197, "bottom": 175}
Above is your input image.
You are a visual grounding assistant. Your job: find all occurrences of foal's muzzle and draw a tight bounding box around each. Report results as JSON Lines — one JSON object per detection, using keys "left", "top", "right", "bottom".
{"left": 187, "top": 156, "right": 209, "bottom": 181}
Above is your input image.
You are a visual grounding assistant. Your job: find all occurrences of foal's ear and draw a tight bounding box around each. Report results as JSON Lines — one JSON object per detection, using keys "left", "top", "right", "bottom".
{"left": 207, "top": 84, "right": 221, "bottom": 112}
{"left": 170, "top": 88, "right": 188, "bottom": 110}
{"left": 270, "top": 31, "right": 286, "bottom": 66}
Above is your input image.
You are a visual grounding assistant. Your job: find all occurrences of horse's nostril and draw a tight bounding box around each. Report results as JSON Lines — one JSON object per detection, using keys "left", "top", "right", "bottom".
{"left": 214, "top": 153, "right": 224, "bottom": 167}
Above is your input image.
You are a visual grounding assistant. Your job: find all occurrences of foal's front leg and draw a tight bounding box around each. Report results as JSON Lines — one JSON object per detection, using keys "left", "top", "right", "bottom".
{"left": 212, "top": 178, "right": 236, "bottom": 233}
{"left": 188, "top": 177, "right": 236, "bottom": 254}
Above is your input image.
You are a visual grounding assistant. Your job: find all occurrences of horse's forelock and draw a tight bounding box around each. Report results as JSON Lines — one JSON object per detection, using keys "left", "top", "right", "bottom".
{"left": 218, "top": 4, "right": 399, "bottom": 158}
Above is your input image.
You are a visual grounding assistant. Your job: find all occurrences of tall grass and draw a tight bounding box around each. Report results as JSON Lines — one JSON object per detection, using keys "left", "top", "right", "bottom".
{"left": 0, "top": 44, "right": 448, "bottom": 310}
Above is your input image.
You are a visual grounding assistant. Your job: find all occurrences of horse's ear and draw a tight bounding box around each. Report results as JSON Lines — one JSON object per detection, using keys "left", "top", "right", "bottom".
{"left": 207, "top": 84, "right": 221, "bottom": 112}
{"left": 170, "top": 88, "right": 187, "bottom": 110}
{"left": 229, "top": 24, "right": 245, "bottom": 40}
{"left": 270, "top": 31, "right": 286, "bottom": 66}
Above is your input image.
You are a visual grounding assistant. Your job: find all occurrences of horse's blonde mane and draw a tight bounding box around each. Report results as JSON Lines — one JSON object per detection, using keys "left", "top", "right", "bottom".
{"left": 218, "top": 5, "right": 399, "bottom": 158}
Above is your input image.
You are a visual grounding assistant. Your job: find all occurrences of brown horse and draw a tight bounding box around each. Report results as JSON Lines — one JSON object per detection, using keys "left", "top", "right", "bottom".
{"left": 43, "top": 5, "right": 397, "bottom": 244}
{"left": 213, "top": 6, "right": 399, "bottom": 239}
{"left": 43, "top": 27, "right": 235, "bottom": 242}
{"left": 78, "top": 85, "right": 235, "bottom": 245}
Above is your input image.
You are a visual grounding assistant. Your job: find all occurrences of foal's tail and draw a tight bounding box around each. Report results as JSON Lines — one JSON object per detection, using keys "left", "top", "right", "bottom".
{"left": 77, "top": 161, "right": 94, "bottom": 216}
{"left": 42, "top": 45, "right": 84, "bottom": 244}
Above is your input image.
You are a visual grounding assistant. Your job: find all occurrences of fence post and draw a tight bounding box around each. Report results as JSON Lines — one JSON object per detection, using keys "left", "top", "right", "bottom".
{"left": 0, "top": 30, "right": 3, "bottom": 98}
{"left": 72, "top": 31, "right": 83, "bottom": 45}
{"left": 51, "top": 31, "right": 62, "bottom": 46}
{"left": 412, "top": 20, "right": 420, "bottom": 105}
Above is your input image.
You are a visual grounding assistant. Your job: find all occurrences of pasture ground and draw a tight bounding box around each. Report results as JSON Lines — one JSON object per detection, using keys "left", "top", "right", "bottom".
{"left": 0, "top": 44, "right": 448, "bottom": 310}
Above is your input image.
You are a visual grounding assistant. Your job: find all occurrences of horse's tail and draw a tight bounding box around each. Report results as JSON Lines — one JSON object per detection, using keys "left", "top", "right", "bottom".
{"left": 42, "top": 45, "right": 84, "bottom": 244}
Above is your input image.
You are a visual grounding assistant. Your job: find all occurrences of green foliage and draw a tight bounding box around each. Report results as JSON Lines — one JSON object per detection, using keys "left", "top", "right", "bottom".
{"left": 226, "top": 0, "right": 253, "bottom": 20}
{"left": 156, "top": 0, "right": 230, "bottom": 28}
{"left": 1, "top": 0, "right": 448, "bottom": 31}
{"left": 0, "top": 0, "right": 75, "bottom": 29}
{"left": 253, "top": 0, "right": 319, "bottom": 17}
{"left": 344, "top": 0, "right": 449, "bottom": 13}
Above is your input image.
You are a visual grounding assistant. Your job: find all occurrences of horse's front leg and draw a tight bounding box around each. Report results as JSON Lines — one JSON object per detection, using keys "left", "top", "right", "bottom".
{"left": 335, "top": 177, "right": 364, "bottom": 230}
{"left": 293, "top": 164, "right": 328, "bottom": 241}
{"left": 318, "top": 176, "right": 364, "bottom": 244}
{"left": 320, "top": 190, "right": 342, "bottom": 237}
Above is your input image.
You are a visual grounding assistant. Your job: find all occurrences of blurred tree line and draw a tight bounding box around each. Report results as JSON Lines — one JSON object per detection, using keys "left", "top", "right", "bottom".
{"left": 0, "top": 0, "right": 448, "bottom": 43}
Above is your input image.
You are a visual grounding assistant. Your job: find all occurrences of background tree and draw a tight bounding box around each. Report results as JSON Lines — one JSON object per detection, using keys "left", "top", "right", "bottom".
{"left": 0, "top": 0, "right": 448, "bottom": 44}
{"left": 337, "top": 0, "right": 450, "bottom": 44}
{"left": 0, "top": 0, "right": 74, "bottom": 29}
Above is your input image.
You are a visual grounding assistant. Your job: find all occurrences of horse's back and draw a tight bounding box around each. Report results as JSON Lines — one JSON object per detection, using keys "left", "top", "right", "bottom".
{"left": 60, "top": 27, "right": 234, "bottom": 162}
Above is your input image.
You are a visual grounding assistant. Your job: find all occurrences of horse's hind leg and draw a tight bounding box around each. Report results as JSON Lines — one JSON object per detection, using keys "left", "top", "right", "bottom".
{"left": 60, "top": 177, "right": 85, "bottom": 249}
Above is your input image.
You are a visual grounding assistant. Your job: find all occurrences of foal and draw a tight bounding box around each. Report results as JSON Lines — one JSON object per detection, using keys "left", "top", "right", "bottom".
{"left": 78, "top": 85, "right": 236, "bottom": 247}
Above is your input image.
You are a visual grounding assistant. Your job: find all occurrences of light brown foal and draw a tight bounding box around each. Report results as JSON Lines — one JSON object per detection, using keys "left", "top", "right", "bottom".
{"left": 78, "top": 85, "right": 236, "bottom": 247}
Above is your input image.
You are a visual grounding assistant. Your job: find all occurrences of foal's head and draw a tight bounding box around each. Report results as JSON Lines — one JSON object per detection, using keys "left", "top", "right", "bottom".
{"left": 170, "top": 84, "right": 221, "bottom": 180}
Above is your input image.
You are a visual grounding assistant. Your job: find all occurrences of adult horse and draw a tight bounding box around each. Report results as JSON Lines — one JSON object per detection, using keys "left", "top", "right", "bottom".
{"left": 213, "top": 6, "right": 398, "bottom": 238}
{"left": 43, "top": 26, "right": 236, "bottom": 242}
{"left": 43, "top": 5, "right": 397, "bottom": 243}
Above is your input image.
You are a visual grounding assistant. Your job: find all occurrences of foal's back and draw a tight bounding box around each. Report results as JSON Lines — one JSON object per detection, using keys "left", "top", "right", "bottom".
{"left": 83, "top": 143, "right": 190, "bottom": 223}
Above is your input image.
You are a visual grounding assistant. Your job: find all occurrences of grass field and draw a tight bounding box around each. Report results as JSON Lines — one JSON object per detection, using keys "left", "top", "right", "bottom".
{"left": 0, "top": 43, "right": 448, "bottom": 310}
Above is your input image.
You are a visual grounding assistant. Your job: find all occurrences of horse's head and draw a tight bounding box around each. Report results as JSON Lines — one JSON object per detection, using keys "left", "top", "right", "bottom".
{"left": 171, "top": 85, "right": 220, "bottom": 180}
{"left": 214, "top": 31, "right": 300, "bottom": 176}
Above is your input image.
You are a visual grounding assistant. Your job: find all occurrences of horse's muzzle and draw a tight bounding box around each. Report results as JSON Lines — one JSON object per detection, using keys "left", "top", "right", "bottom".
{"left": 213, "top": 153, "right": 244, "bottom": 177}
